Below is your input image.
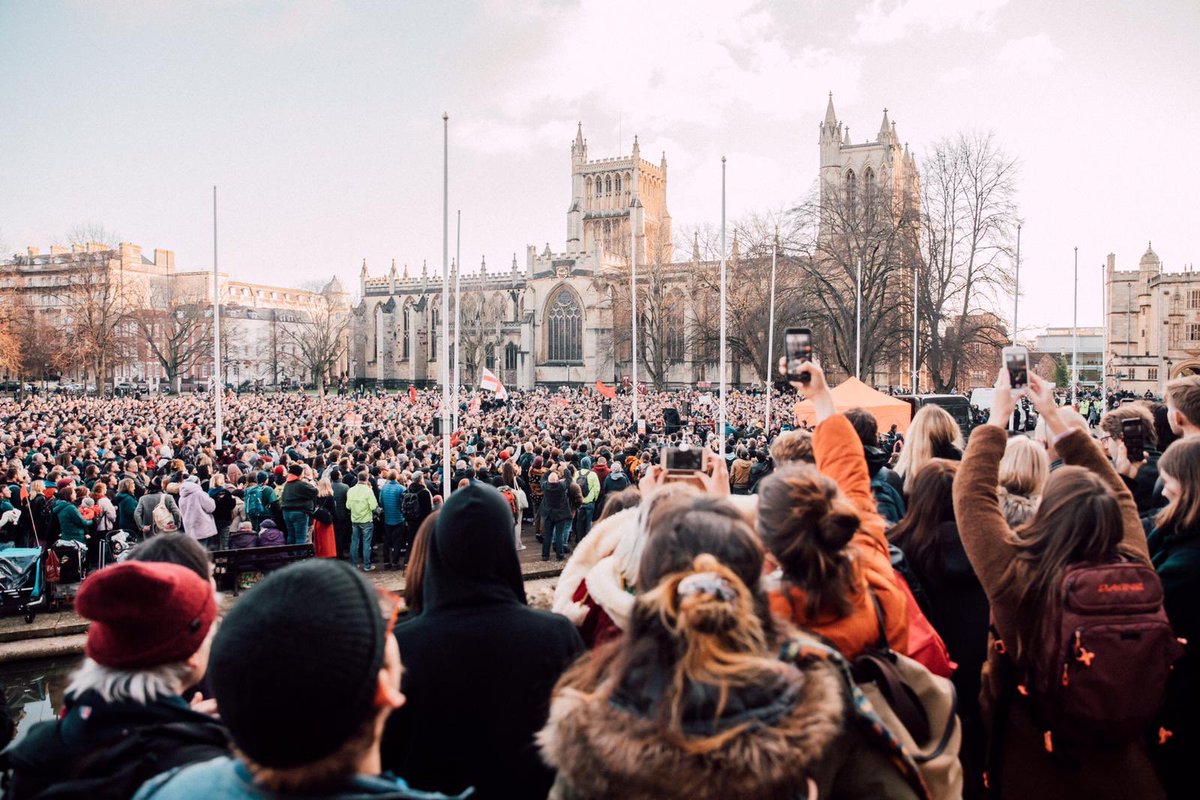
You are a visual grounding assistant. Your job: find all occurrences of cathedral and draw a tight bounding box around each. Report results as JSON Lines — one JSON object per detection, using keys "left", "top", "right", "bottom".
{"left": 350, "top": 98, "right": 919, "bottom": 390}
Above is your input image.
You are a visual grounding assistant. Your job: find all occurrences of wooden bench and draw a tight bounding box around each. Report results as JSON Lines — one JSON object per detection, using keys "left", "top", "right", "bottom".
{"left": 211, "top": 544, "right": 315, "bottom": 595}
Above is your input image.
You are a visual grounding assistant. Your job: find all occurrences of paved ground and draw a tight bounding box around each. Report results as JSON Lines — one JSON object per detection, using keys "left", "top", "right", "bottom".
{"left": 0, "top": 523, "right": 563, "bottom": 665}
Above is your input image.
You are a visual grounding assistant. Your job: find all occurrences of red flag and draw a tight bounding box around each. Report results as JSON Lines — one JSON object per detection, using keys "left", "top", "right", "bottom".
{"left": 409, "top": 386, "right": 418, "bottom": 404}
{"left": 595, "top": 380, "right": 616, "bottom": 399}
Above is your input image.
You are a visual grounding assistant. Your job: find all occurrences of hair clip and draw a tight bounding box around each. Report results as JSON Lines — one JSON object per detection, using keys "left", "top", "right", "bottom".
{"left": 677, "top": 572, "right": 737, "bottom": 602}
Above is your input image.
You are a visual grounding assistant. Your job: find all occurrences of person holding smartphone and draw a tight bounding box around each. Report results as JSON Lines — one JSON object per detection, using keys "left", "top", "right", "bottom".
{"left": 1099, "top": 405, "right": 1167, "bottom": 515}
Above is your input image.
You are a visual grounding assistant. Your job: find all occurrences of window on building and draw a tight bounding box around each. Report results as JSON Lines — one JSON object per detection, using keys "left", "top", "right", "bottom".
{"left": 845, "top": 169, "right": 857, "bottom": 212}
{"left": 614, "top": 175, "right": 622, "bottom": 194}
{"left": 430, "top": 305, "right": 439, "bottom": 360}
{"left": 665, "top": 291, "right": 685, "bottom": 361}
{"left": 505, "top": 342, "right": 518, "bottom": 371}
{"left": 1148, "top": 368, "right": 1158, "bottom": 381}
{"left": 605, "top": 175, "right": 612, "bottom": 195}
{"left": 485, "top": 343, "right": 496, "bottom": 371}
{"left": 547, "top": 289, "right": 583, "bottom": 362}
{"left": 1189, "top": 323, "right": 1200, "bottom": 342}
{"left": 402, "top": 304, "right": 411, "bottom": 359}
{"left": 1189, "top": 289, "right": 1200, "bottom": 310}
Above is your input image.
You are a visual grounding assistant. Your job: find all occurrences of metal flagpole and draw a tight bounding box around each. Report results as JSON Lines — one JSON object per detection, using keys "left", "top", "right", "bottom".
{"left": 630, "top": 198, "right": 638, "bottom": 426}
{"left": 212, "top": 186, "right": 223, "bottom": 453}
{"left": 855, "top": 258, "right": 862, "bottom": 380}
{"left": 719, "top": 156, "right": 727, "bottom": 461}
{"left": 1072, "top": 246, "right": 1079, "bottom": 406}
{"left": 1013, "top": 223, "right": 1021, "bottom": 344}
{"left": 1101, "top": 261, "right": 1107, "bottom": 399}
{"left": 764, "top": 226, "right": 777, "bottom": 434}
{"left": 441, "top": 114, "right": 451, "bottom": 493}
{"left": 911, "top": 253, "right": 918, "bottom": 393}
{"left": 452, "top": 209, "right": 461, "bottom": 430}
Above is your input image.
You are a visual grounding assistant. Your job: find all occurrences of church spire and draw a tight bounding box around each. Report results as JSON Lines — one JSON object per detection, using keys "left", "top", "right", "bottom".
{"left": 360, "top": 258, "right": 368, "bottom": 277}
{"left": 631, "top": 133, "right": 640, "bottom": 160}
{"left": 824, "top": 92, "right": 837, "bottom": 126}
{"left": 878, "top": 108, "right": 891, "bottom": 141}
{"left": 571, "top": 121, "right": 586, "bottom": 160}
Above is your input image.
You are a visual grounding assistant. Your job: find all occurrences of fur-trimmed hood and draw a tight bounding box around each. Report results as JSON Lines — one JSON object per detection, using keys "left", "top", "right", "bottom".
{"left": 538, "top": 657, "right": 844, "bottom": 800}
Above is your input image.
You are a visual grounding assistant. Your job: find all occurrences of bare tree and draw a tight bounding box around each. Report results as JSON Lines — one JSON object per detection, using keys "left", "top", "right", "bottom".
{"left": 279, "top": 295, "right": 350, "bottom": 396}
{"left": 787, "top": 175, "right": 916, "bottom": 383}
{"left": 132, "top": 282, "right": 215, "bottom": 393}
{"left": 917, "top": 132, "right": 1018, "bottom": 391}
{"left": 609, "top": 231, "right": 684, "bottom": 390}
{"left": 54, "top": 232, "right": 137, "bottom": 393}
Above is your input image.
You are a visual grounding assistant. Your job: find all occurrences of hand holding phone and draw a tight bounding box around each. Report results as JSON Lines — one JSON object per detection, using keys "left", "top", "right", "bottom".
{"left": 1121, "top": 418, "right": 1145, "bottom": 463}
{"left": 784, "top": 328, "right": 814, "bottom": 384}
{"left": 1002, "top": 345, "right": 1030, "bottom": 391}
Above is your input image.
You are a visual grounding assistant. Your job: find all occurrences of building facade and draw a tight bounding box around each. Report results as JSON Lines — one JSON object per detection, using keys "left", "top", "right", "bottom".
{"left": 1106, "top": 244, "right": 1200, "bottom": 396}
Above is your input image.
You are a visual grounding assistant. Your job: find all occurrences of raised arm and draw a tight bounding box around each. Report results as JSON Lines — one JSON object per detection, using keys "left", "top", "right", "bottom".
{"left": 953, "top": 375, "right": 1020, "bottom": 600}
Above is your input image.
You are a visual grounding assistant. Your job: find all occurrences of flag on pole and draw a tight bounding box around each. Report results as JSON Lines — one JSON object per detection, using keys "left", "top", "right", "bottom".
{"left": 409, "top": 386, "right": 418, "bottom": 404}
{"left": 594, "top": 380, "right": 616, "bottom": 399}
{"left": 480, "top": 367, "right": 508, "bottom": 400}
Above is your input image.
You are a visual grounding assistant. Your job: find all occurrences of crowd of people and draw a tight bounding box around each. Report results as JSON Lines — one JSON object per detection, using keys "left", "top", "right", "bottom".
{"left": 0, "top": 367, "right": 1196, "bottom": 800}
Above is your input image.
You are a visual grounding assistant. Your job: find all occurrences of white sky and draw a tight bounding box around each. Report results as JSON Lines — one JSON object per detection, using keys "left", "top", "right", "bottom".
{"left": 2, "top": 0, "right": 1197, "bottom": 334}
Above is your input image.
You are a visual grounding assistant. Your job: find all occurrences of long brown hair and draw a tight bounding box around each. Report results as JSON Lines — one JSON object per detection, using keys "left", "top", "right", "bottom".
{"left": 403, "top": 510, "right": 438, "bottom": 616}
{"left": 1010, "top": 466, "right": 1129, "bottom": 658}
{"left": 887, "top": 460, "right": 958, "bottom": 585}
{"left": 756, "top": 464, "right": 861, "bottom": 619}
{"left": 1156, "top": 438, "right": 1200, "bottom": 533}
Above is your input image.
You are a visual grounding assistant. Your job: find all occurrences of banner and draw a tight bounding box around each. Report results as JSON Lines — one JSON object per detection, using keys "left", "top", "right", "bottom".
{"left": 480, "top": 367, "right": 508, "bottom": 400}
{"left": 594, "top": 380, "right": 616, "bottom": 399}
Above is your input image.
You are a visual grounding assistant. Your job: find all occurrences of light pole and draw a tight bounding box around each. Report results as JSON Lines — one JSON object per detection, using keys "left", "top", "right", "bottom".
{"left": 1013, "top": 222, "right": 1021, "bottom": 344}
{"left": 764, "top": 225, "right": 777, "bottom": 433}
{"left": 855, "top": 257, "right": 862, "bottom": 380}
{"left": 718, "top": 156, "right": 727, "bottom": 461}
{"left": 1071, "top": 246, "right": 1079, "bottom": 407}
{"left": 212, "top": 186, "right": 223, "bottom": 453}
{"left": 440, "top": 114, "right": 451, "bottom": 493}
{"left": 452, "top": 209, "right": 461, "bottom": 430}
{"left": 630, "top": 197, "right": 639, "bottom": 426}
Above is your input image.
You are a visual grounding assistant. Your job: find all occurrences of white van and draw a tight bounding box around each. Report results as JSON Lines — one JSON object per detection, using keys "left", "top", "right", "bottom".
{"left": 970, "top": 388, "right": 995, "bottom": 410}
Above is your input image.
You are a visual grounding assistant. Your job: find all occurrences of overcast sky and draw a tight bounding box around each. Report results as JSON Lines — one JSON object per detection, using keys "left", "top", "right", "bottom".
{"left": 2, "top": 0, "right": 1197, "bottom": 334}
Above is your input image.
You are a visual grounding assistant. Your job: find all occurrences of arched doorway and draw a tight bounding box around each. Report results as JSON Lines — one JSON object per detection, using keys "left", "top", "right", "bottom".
{"left": 1171, "top": 360, "right": 1200, "bottom": 379}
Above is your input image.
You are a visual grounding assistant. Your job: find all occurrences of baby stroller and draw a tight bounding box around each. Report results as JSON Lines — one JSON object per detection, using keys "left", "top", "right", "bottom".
{"left": 0, "top": 547, "right": 52, "bottom": 624}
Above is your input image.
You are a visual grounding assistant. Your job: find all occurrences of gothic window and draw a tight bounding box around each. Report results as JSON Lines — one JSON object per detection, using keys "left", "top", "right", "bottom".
{"left": 371, "top": 305, "right": 382, "bottom": 363}
{"left": 547, "top": 288, "right": 583, "bottom": 362}
{"left": 863, "top": 167, "right": 876, "bottom": 207}
{"left": 402, "top": 304, "right": 411, "bottom": 359}
{"left": 605, "top": 175, "right": 612, "bottom": 195}
{"left": 614, "top": 175, "right": 622, "bottom": 194}
{"left": 1189, "top": 323, "right": 1200, "bottom": 342}
{"left": 1148, "top": 368, "right": 1159, "bottom": 382}
{"left": 666, "top": 290, "right": 686, "bottom": 361}
{"left": 430, "top": 302, "right": 439, "bottom": 361}
{"left": 505, "top": 342, "right": 518, "bottom": 371}
{"left": 586, "top": 177, "right": 592, "bottom": 198}
{"left": 845, "top": 169, "right": 858, "bottom": 212}
{"left": 485, "top": 343, "right": 496, "bottom": 371}
{"left": 1189, "top": 289, "right": 1200, "bottom": 310}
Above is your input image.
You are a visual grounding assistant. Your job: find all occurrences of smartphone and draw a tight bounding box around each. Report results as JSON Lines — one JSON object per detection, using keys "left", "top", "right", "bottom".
{"left": 785, "top": 327, "right": 814, "bottom": 383}
{"left": 663, "top": 445, "right": 705, "bottom": 472}
{"left": 1002, "top": 345, "right": 1030, "bottom": 390}
{"left": 1121, "top": 418, "right": 1145, "bottom": 463}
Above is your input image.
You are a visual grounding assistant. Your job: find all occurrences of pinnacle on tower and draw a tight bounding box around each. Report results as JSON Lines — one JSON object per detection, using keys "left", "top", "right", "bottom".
{"left": 360, "top": 258, "right": 367, "bottom": 275}
{"left": 660, "top": 151, "right": 667, "bottom": 170}
{"left": 632, "top": 134, "right": 640, "bottom": 159}
{"left": 511, "top": 253, "right": 518, "bottom": 272}
{"left": 692, "top": 231, "right": 700, "bottom": 262}
{"left": 824, "top": 91, "right": 837, "bottom": 126}
{"left": 421, "top": 259, "right": 427, "bottom": 278}
{"left": 403, "top": 262, "right": 409, "bottom": 278}
{"left": 480, "top": 255, "right": 487, "bottom": 274}
{"left": 878, "top": 108, "right": 891, "bottom": 140}
{"left": 572, "top": 121, "right": 586, "bottom": 158}
{"left": 389, "top": 258, "right": 397, "bottom": 275}
{"left": 843, "top": 127, "right": 850, "bottom": 145}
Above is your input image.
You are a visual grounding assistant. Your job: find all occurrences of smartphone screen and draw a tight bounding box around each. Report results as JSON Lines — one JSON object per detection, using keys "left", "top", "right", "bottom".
{"left": 785, "top": 328, "right": 813, "bottom": 383}
{"left": 1121, "top": 418, "right": 1145, "bottom": 463}
{"left": 1003, "top": 346, "right": 1030, "bottom": 389}
{"left": 663, "top": 445, "right": 705, "bottom": 472}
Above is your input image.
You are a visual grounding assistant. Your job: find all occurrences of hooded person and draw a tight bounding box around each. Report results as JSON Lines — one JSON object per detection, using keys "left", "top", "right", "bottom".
{"left": 1, "top": 561, "right": 227, "bottom": 800}
{"left": 135, "top": 560, "right": 466, "bottom": 800}
{"left": 178, "top": 478, "right": 218, "bottom": 548}
{"left": 380, "top": 481, "right": 583, "bottom": 800}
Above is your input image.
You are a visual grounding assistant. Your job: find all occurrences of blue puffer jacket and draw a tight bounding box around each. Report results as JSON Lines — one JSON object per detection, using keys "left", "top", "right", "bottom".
{"left": 379, "top": 481, "right": 406, "bottom": 525}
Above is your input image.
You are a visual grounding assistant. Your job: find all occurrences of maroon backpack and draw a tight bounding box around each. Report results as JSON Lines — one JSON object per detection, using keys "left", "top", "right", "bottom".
{"left": 1014, "top": 561, "right": 1184, "bottom": 749}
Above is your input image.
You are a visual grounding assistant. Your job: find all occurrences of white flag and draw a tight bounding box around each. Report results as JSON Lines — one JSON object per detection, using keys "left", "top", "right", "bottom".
{"left": 480, "top": 367, "right": 508, "bottom": 400}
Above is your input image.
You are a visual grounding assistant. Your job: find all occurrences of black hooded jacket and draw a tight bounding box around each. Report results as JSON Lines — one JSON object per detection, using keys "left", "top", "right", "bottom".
{"left": 381, "top": 481, "right": 583, "bottom": 800}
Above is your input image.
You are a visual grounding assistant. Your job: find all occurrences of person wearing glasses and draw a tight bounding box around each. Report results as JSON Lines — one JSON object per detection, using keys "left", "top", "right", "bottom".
{"left": 136, "top": 559, "right": 464, "bottom": 799}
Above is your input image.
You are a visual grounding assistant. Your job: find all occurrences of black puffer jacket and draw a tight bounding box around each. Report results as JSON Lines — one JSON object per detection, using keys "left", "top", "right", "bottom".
{"left": 1, "top": 689, "right": 229, "bottom": 800}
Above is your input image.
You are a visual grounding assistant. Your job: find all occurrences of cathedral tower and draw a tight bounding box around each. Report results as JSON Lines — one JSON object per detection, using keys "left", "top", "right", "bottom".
{"left": 818, "top": 93, "right": 920, "bottom": 223}
{"left": 566, "top": 123, "right": 672, "bottom": 264}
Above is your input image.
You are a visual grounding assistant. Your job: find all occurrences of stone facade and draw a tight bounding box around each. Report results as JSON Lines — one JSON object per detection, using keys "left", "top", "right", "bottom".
{"left": 1107, "top": 244, "right": 1200, "bottom": 395}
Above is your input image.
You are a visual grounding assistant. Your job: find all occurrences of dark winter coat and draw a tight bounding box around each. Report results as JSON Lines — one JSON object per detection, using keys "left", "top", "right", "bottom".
{"left": 539, "top": 479, "right": 573, "bottom": 523}
{"left": 52, "top": 499, "right": 91, "bottom": 543}
{"left": 1147, "top": 521, "right": 1200, "bottom": 797}
{"left": 0, "top": 689, "right": 229, "bottom": 800}
{"left": 113, "top": 491, "right": 138, "bottom": 533}
{"left": 381, "top": 482, "right": 583, "bottom": 800}
{"left": 279, "top": 477, "right": 317, "bottom": 512}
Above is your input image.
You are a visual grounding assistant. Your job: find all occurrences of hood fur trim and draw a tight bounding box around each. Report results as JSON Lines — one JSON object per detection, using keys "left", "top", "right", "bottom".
{"left": 552, "top": 507, "right": 634, "bottom": 615}
{"left": 539, "top": 659, "right": 844, "bottom": 800}
{"left": 582, "top": 555, "right": 635, "bottom": 631}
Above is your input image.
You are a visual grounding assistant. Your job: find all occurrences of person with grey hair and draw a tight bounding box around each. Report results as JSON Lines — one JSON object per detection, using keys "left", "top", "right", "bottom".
{"left": 0, "top": 561, "right": 226, "bottom": 799}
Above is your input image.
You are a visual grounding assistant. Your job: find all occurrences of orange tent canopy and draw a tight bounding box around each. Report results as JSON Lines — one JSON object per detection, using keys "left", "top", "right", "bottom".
{"left": 791, "top": 377, "right": 912, "bottom": 433}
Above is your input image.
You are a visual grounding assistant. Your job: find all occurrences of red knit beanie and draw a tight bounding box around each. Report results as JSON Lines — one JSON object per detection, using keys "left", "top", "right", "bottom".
{"left": 76, "top": 562, "right": 217, "bottom": 670}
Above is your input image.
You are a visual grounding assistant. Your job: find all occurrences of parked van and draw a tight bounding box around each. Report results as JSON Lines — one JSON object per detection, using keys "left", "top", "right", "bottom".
{"left": 897, "top": 394, "right": 975, "bottom": 441}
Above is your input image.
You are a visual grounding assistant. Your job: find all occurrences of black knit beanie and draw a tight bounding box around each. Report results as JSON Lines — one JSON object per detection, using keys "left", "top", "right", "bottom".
{"left": 208, "top": 559, "right": 385, "bottom": 768}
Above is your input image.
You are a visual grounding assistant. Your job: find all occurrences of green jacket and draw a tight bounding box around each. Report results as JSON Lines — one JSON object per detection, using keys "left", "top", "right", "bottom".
{"left": 345, "top": 484, "right": 378, "bottom": 524}
{"left": 53, "top": 499, "right": 92, "bottom": 543}
{"left": 578, "top": 469, "right": 601, "bottom": 505}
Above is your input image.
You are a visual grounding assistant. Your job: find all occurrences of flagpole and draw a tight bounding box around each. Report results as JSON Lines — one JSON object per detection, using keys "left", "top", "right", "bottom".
{"left": 855, "top": 257, "right": 862, "bottom": 381}
{"left": 630, "top": 197, "right": 639, "bottom": 427}
{"left": 1072, "top": 245, "right": 1078, "bottom": 407}
{"left": 764, "top": 225, "right": 777, "bottom": 434}
{"left": 441, "top": 113, "right": 451, "bottom": 493}
{"left": 719, "top": 156, "right": 727, "bottom": 462}
{"left": 212, "top": 185, "right": 223, "bottom": 453}
{"left": 452, "top": 209, "right": 461, "bottom": 431}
